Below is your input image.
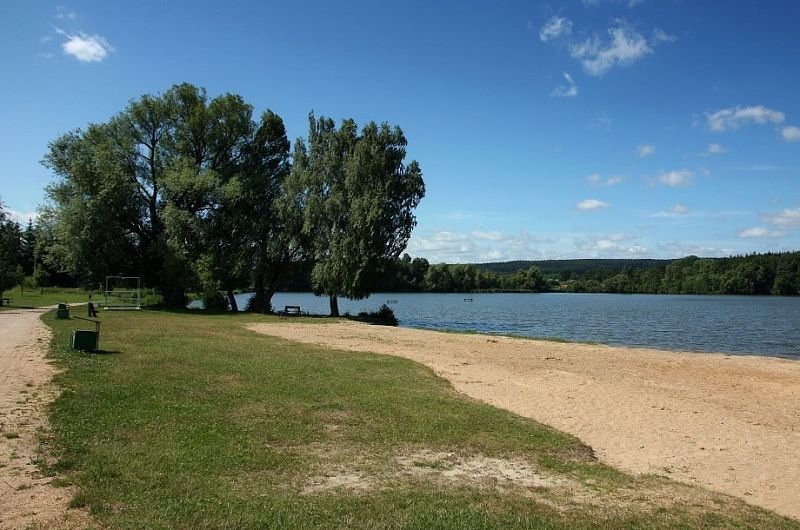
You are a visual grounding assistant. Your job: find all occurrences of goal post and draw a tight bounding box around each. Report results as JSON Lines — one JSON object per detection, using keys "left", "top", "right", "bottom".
{"left": 104, "top": 276, "right": 142, "bottom": 311}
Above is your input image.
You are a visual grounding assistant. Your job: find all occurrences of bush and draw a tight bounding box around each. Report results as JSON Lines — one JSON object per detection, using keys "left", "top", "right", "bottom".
{"left": 357, "top": 304, "right": 398, "bottom": 326}
{"left": 201, "top": 289, "right": 228, "bottom": 311}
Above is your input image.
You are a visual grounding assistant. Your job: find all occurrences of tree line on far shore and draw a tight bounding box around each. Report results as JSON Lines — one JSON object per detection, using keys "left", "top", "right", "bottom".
{"left": 375, "top": 252, "right": 799, "bottom": 295}
{"left": 4, "top": 83, "right": 425, "bottom": 315}
{"left": 240, "top": 251, "right": 800, "bottom": 296}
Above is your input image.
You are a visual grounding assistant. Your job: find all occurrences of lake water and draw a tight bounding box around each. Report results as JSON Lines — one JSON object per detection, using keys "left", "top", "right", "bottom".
{"left": 229, "top": 292, "right": 800, "bottom": 358}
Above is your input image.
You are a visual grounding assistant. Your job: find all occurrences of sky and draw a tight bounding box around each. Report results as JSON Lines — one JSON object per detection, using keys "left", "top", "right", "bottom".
{"left": 1, "top": 0, "right": 799, "bottom": 263}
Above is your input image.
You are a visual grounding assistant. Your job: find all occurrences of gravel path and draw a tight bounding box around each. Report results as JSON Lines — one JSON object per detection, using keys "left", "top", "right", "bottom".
{"left": 0, "top": 307, "right": 87, "bottom": 529}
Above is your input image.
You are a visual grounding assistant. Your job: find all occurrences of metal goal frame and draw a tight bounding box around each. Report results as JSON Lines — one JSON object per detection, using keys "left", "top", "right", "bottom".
{"left": 103, "top": 276, "right": 142, "bottom": 311}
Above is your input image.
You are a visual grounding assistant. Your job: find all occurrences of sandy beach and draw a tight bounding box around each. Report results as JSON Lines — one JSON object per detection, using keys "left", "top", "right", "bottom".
{"left": 248, "top": 320, "right": 800, "bottom": 519}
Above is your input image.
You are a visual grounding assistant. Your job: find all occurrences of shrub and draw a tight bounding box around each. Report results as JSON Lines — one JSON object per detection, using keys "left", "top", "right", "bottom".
{"left": 357, "top": 304, "right": 398, "bottom": 326}
{"left": 201, "top": 289, "right": 228, "bottom": 311}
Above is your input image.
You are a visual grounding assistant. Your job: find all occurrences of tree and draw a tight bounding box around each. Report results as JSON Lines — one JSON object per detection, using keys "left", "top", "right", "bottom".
{"left": 42, "top": 83, "right": 282, "bottom": 307}
{"left": 0, "top": 201, "right": 24, "bottom": 298}
{"left": 296, "top": 114, "right": 425, "bottom": 316}
{"left": 238, "top": 111, "right": 305, "bottom": 313}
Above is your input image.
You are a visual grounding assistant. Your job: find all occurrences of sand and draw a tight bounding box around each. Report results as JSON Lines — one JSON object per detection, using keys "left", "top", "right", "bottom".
{"left": 0, "top": 307, "right": 88, "bottom": 530}
{"left": 248, "top": 320, "right": 800, "bottom": 520}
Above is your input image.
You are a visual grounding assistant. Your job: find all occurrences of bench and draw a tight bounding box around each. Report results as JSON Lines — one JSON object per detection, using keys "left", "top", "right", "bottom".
{"left": 0, "top": 297, "right": 11, "bottom": 307}
{"left": 278, "top": 305, "right": 305, "bottom": 317}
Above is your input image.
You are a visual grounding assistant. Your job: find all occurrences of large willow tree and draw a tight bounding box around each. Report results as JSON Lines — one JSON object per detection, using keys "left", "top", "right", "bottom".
{"left": 42, "top": 84, "right": 296, "bottom": 307}
{"left": 294, "top": 114, "right": 425, "bottom": 316}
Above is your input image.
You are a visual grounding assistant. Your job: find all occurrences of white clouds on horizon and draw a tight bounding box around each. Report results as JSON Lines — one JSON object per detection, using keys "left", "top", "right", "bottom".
{"left": 406, "top": 229, "right": 555, "bottom": 263}
{"left": 706, "top": 105, "right": 785, "bottom": 132}
{"left": 656, "top": 241, "right": 735, "bottom": 258}
{"left": 551, "top": 72, "right": 578, "bottom": 97}
{"left": 737, "top": 227, "right": 785, "bottom": 239}
{"left": 577, "top": 198, "right": 611, "bottom": 210}
{"left": 539, "top": 16, "right": 573, "bottom": 42}
{"left": 764, "top": 207, "right": 800, "bottom": 230}
{"left": 575, "top": 232, "right": 647, "bottom": 257}
{"left": 6, "top": 209, "right": 38, "bottom": 224}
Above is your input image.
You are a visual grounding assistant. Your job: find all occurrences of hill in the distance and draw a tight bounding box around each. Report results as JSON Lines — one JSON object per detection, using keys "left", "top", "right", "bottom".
{"left": 474, "top": 259, "right": 674, "bottom": 276}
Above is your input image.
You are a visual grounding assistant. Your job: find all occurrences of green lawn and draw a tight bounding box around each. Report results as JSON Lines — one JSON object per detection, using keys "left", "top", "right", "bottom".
{"left": 0, "top": 287, "right": 88, "bottom": 310}
{"left": 42, "top": 310, "right": 798, "bottom": 529}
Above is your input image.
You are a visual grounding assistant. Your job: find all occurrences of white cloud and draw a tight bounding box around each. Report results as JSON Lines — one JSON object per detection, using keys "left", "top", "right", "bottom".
{"left": 657, "top": 241, "right": 734, "bottom": 258}
{"left": 781, "top": 125, "right": 800, "bottom": 142}
{"left": 737, "top": 227, "right": 785, "bottom": 239}
{"left": 577, "top": 198, "right": 611, "bottom": 211}
{"left": 706, "top": 105, "right": 785, "bottom": 132}
{"left": 704, "top": 143, "right": 727, "bottom": 155}
{"left": 764, "top": 207, "right": 800, "bottom": 229}
{"left": 540, "top": 16, "right": 572, "bottom": 42}
{"left": 723, "top": 164, "right": 779, "bottom": 172}
{"left": 652, "top": 204, "right": 688, "bottom": 218}
{"left": 592, "top": 115, "right": 613, "bottom": 130}
{"left": 471, "top": 230, "right": 505, "bottom": 241}
{"left": 575, "top": 233, "right": 647, "bottom": 257}
{"left": 551, "top": 72, "right": 578, "bottom": 98}
{"left": 406, "top": 229, "right": 554, "bottom": 263}
{"left": 587, "top": 174, "right": 623, "bottom": 187}
{"left": 61, "top": 32, "right": 114, "bottom": 63}
{"left": 569, "top": 25, "right": 673, "bottom": 76}
{"left": 56, "top": 7, "right": 77, "bottom": 20}
{"left": 651, "top": 169, "right": 694, "bottom": 187}
{"left": 651, "top": 207, "right": 750, "bottom": 220}
{"left": 7, "top": 209, "right": 38, "bottom": 224}
{"left": 637, "top": 144, "right": 655, "bottom": 158}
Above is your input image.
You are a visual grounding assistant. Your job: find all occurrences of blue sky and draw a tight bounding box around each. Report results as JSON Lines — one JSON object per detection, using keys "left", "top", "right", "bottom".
{"left": 1, "top": 0, "right": 799, "bottom": 262}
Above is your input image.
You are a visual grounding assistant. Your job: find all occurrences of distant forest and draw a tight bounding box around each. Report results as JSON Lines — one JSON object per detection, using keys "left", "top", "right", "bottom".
{"left": 275, "top": 251, "right": 800, "bottom": 296}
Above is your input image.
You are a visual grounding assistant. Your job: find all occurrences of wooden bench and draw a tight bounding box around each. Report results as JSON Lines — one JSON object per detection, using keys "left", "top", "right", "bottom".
{"left": 0, "top": 298, "right": 10, "bottom": 307}
{"left": 278, "top": 305, "right": 304, "bottom": 317}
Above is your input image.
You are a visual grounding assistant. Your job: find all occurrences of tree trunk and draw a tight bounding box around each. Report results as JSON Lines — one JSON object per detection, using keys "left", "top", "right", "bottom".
{"left": 250, "top": 270, "right": 266, "bottom": 312}
{"left": 264, "top": 288, "right": 276, "bottom": 314}
{"left": 227, "top": 290, "right": 238, "bottom": 312}
{"left": 329, "top": 294, "right": 340, "bottom": 317}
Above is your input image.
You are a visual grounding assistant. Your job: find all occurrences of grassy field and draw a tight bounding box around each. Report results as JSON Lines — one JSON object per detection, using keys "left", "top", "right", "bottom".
{"left": 42, "top": 310, "right": 798, "bottom": 529}
{"left": 0, "top": 287, "right": 88, "bottom": 311}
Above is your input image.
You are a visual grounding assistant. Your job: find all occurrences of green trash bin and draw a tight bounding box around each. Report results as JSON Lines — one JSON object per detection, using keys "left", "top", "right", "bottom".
{"left": 71, "top": 330, "right": 98, "bottom": 351}
{"left": 56, "top": 303, "right": 70, "bottom": 319}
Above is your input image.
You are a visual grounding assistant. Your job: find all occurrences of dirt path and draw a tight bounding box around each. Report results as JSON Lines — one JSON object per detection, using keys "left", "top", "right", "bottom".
{"left": 248, "top": 321, "right": 800, "bottom": 520}
{"left": 0, "top": 307, "right": 87, "bottom": 530}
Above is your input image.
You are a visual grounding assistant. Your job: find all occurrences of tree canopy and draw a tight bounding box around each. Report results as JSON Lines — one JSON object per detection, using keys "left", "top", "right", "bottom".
{"left": 294, "top": 114, "right": 425, "bottom": 315}
{"left": 40, "top": 84, "right": 425, "bottom": 311}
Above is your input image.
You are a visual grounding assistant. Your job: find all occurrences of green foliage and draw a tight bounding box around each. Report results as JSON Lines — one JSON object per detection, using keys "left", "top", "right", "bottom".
{"left": 201, "top": 288, "right": 228, "bottom": 311}
{"left": 41, "top": 86, "right": 426, "bottom": 311}
{"left": 356, "top": 303, "right": 399, "bottom": 326}
{"left": 0, "top": 201, "right": 25, "bottom": 297}
{"left": 296, "top": 113, "right": 425, "bottom": 315}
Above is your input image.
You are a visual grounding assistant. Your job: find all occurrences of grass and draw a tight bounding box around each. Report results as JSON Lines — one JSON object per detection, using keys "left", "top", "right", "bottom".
{"left": 0, "top": 287, "right": 88, "bottom": 311}
{"left": 41, "top": 309, "right": 798, "bottom": 529}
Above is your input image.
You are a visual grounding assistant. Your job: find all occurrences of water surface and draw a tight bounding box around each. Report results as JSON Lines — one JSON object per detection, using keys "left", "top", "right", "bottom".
{"left": 233, "top": 292, "right": 800, "bottom": 358}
